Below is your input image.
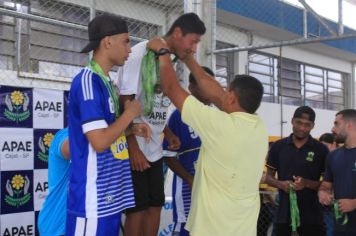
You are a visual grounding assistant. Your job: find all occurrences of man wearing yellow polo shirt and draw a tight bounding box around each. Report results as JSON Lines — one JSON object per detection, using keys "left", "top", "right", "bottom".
{"left": 147, "top": 38, "right": 268, "bottom": 236}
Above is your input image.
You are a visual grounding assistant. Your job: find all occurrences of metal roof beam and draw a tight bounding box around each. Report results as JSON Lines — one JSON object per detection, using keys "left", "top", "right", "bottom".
{"left": 298, "top": 0, "right": 337, "bottom": 36}
{"left": 211, "top": 33, "right": 356, "bottom": 54}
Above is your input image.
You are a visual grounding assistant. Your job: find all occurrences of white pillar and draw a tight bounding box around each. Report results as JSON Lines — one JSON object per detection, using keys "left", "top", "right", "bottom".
{"left": 184, "top": 0, "right": 216, "bottom": 70}
{"left": 236, "top": 51, "right": 248, "bottom": 75}
{"left": 351, "top": 62, "right": 356, "bottom": 109}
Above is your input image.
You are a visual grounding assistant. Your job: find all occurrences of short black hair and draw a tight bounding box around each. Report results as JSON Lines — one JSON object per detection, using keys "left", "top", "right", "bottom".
{"left": 166, "top": 13, "right": 206, "bottom": 36}
{"left": 230, "top": 75, "right": 264, "bottom": 114}
{"left": 189, "top": 66, "right": 214, "bottom": 85}
{"left": 336, "top": 109, "right": 356, "bottom": 124}
{"left": 319, "top": 133, "right": 335, "bottom": 144}
{"left": 293, "top": 106, "right": 316, "bottom": 122}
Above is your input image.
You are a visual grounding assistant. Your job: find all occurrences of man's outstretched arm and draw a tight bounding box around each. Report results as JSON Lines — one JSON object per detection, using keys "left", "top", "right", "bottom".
{"left": 147, "top": 39, "right": 189, "bottom": 111}
{"left": 147, "top": 38, "right": 225, "bottom": 111}
{"left": 182, "top": 54, "right": 225, "bottom": 109}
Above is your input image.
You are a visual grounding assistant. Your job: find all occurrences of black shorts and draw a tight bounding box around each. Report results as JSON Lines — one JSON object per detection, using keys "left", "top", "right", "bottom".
{"left": 125, "top": 158, "right": 165, "bottom": 213}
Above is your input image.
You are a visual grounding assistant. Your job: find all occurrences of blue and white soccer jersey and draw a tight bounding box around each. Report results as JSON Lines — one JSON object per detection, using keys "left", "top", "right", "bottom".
{"left": 163, "top": 110, "right": 201, "bottom": 227}
{"left": 67, "top": 67, "right": 135, "bottom": 219}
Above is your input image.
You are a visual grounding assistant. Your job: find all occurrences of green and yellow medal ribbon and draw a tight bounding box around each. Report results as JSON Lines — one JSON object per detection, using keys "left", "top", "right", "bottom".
{"left": 289, "top": 184, "right": 300, "bottom": 233}
{"left": 333, "top": 200, "right": 348, "bottom": 225}
{"left": 88, "top": 60, "right": 120, "bottom": 118}
{"left": 141, "top": 50, "right": 160, "bottom": 116}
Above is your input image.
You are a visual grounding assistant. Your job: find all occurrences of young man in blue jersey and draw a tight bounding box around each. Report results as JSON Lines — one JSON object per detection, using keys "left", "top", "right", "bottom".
{"left": 118, "top": 13, "right": 206, "bottom": 236}
{"left": 162, "top": 67, "right": 214, "bottom": 236}
{"left": 38, "top": 128, "right": 69, "bottom": 236}
{"left": 67, "top": 14, "right": 149, "bottom": 236}
{"left": 319, "top": 109, "right": 356, "bottom": 236}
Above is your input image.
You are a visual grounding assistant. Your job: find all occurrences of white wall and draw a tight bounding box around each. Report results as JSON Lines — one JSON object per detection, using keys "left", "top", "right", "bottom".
{"left": 216, "top": 23, "right": 248, "bottom": 47}
{"left": 0, "top": 70, "right": 70, "bottom": 91}
{"left": 61, "top": 0, "right": 166, "bottom": 26}
{"left": 257, "top": 102, "right": 337, "bottom": 138}
{"left": 217, "top": 24, "right": 353, "bottom": 74}
{"left": 260, "top": 46, "right": 353, "bottom": 74}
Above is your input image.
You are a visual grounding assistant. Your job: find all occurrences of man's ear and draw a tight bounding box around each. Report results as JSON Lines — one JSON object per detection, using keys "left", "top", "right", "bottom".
{"left": 103, "top": 36, "right": 111, "bottom": 49}
{"left": 311, "top": 122, "right": 315, "bottom": 130}
{"left": 229, "top": 90, "right": 237, "bottom": 105}
{"left": 173, "top": 27, "right": 183, "bottom": 38}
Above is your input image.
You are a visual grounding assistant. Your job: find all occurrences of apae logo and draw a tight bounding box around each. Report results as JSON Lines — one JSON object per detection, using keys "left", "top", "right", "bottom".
{"left": 5, "top": 174, "right": 31, "bottom": 208}
{"left": 4, "top": 90, "right": 30, "bottom": 123}
{"left": 3, "top": 225, "right": 34, "bottom": 236}
{"left": 35, "top": 181, "right": 48, "bottom": 193}
{"left": 2, "top": 141, "right": 32, "bottom": 152}
{"left": 37, "top": 132, "right": 54, "bottom": 162}
{"left": 34, "top": 100, "right": 62, "bottom": 112}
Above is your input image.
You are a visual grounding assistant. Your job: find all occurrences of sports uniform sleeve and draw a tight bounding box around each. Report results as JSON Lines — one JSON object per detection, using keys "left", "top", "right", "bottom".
{"left": 323, "top": 153, "right": 333, "bottom": 182}
{"left": 56, "top": 128, "right": 69, "bottom": 160}
{"left": 163, "top": 110, "right": 180, "bottom": 157}
{"left": 49, "top": 128, "right": 68, "bottom": 160}
{"left": 266, "top": 142, "right": 279, "bottom": 170}
{"left": 75, "top": 71, "right": 108, "bottom": 133}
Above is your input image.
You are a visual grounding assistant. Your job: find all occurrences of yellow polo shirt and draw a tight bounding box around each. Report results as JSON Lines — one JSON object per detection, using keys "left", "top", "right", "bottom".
{"left": 182, "top": 96, "right": 268, "bottom": 236}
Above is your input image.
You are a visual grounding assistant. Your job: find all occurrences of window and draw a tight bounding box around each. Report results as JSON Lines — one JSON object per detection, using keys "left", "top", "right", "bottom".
{"left": 216, "top": 41, "right": 234, "bottom": 88}
{"left": 279, "top": 59, "right": 301, "bottom": 106}
{"left": 303, "top": 65, "right": 345, "bottom": 110}
{"left": 304, "top": 65, "right": 325, "bottom": 108}
{"left": 326, "top": 71, "right": 345, "bottom": 110}
{"left": 0, "top": 4, "right": 16, "bottom": 70}
{"left": 248, "top": 52, "right": 347, "bottom": 110}
{"left": 248, "top": 53, "right": 278, "bottom": 103}
{"left": 0, "top": 0, "right": 161, "bottom": 79}
{"left": 0, "top": 55, "right": 13, "bottom": 70}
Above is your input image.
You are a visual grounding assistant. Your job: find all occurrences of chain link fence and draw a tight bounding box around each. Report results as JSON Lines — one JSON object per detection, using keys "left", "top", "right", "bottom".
{"left": 0, "top": 1, "right": 355, "bottom": 235}
{"left": 214, "top": 0, "right": 356, "bottom": 111}
{"left": 1, "top": 0, "right": 355, "bottom": 96}
{"left": 0, "top": 0, "right": 184, "bottom": 90}
{"left": 215, "top": 0, "right": 356, "bottom": 54}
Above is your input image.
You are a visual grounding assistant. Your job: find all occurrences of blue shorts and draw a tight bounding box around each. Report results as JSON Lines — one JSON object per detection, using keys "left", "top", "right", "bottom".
{"left": 173, "top": 222, "right": 189, "bottom": 236}
{"left": 66, "top": 213, "right": 122, "bottom": 236}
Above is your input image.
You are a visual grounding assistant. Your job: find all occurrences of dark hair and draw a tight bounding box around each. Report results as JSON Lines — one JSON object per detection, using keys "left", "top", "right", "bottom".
{"left": 336, "top": 109, "right": 356, "bottom": 124}
{"left": 293, "top": 106, "right": 316, "bottom": 122}
{"left": 189, "top": 66, "right": 214, "bottom": 85}
{"left": 166, "top": 13, "right": 206, "bottom": 36}
{"left": 230, "top": 75, "right": 264, "bottom": 114}
{"left": 319, "top": 133, "right": 335, "bottom": 144}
